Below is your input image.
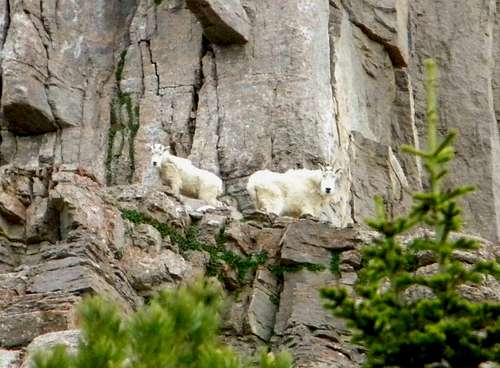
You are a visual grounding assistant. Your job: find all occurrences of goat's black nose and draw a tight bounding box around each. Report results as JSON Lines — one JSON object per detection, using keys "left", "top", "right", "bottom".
{"left": 153, "top": 162, "right": 157, "bottom": 166}
{"left": 326, "top": 188, "right": 331, "bottom": 193}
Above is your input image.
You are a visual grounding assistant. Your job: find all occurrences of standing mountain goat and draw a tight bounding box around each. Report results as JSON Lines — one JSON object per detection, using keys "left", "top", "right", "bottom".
{"left": 150, "top": 144, "right": 223, "bottom": 207}
{"left": 246, "top": 165, "right": 341, "bottom": 220}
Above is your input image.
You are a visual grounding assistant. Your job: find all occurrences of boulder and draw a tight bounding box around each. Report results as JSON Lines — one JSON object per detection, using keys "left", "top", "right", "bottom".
{"left": 186, "top": 0, "right": 251, "bottom": 45}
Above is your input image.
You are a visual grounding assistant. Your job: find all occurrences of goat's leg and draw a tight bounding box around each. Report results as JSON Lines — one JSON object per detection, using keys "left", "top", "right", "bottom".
{"left": 198, "top": 184, "right": 222, "bottom": 207}
{"left": 160, "top": 163, "right": 182, "bottom": 199}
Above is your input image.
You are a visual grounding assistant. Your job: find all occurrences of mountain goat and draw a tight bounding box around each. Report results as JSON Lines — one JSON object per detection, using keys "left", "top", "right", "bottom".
{"left": 246, "top": 165, "right": 341, "bottom": 220}
{"left": 150, "top": 144, "right": 223, "bottom": 207}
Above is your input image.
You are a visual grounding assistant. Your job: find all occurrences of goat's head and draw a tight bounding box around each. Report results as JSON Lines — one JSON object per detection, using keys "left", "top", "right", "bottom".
{"left": 150, "top": 143, "right": 167, "bottom": 167}
{"left": 318, "top": 164, "right": 341, "bottom": 197}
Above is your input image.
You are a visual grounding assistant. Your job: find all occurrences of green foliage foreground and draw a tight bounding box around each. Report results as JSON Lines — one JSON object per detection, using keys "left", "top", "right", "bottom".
{"left": 321, "top": 59, "right": 500, "bottom": 367}
{"left": 33, "top": 278, "right": 292, "bottom": 368}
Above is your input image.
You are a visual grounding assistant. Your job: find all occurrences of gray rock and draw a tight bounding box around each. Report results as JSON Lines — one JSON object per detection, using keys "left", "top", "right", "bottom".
{"left": 131, "top": 224, "right": 162, "bottom": 252}
{"left": 0, "top": 215, "right": 25, "bottom": 242}
{"left": 50, "top": 183, "right": 107, "bottom": 241}
{"left": 280, "top": 220, "right": 365, "bottom": 266}
{"left": 0, "top": 293, "right": 80, "bottom": 348}
{"left": 274, "top": 269, "right": 337, "bottom": 336}
{"left": 245, "top": 269, "right": 279, "bottom": 341}
{"left": 0, "top": 349, "right": 21, "bottom": 368}
{"left": 339, "top": 0, "right": 409, "bottom": 67}
{"left": 121, "top": 246, "right": 191, "bottom": 295}
{"left": 186, "top": 0, "right": 251, "bottom": 45}
{"left": 339, "top": 250, "right": 362, "bottom": 269}
{"left": 409, "top": 0, "right": 500, "bottom": 241}
{"left": 22, "top": 330, "right": 80, "bottom": 368}
{"left": 0, "top": 192, "right": 26, "bottom": 224}
{"left": 25, "top": 197, "right": 59, "bottom": 244}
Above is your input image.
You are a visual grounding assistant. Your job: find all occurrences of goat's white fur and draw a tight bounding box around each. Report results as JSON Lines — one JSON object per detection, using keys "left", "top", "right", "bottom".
{"left": 150, "top": 144, "right": 223, "bottom": 207}
{"left": 246, "top": 166, "right": 341, "bottom": 219}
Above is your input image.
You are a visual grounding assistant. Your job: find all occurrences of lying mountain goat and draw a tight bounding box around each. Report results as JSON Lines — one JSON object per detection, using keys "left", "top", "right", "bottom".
{"left": 246, "top": 165, "right": 341, "bottom": 220}
{"left": 150, "top": 144, "right": 223, "bottom": 207}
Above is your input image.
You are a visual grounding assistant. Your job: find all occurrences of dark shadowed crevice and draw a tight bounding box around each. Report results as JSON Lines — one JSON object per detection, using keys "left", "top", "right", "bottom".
{"left": 328, "top": 3, "right": 343, "bottom": 150}
{"left": 141, "top": 40, "right": 160, "bottom": 96}
{"left": 209, "top": 43, "right": 224, "bottom": 179}
{"left": 1, "top": 0, "right": 10, "bottom": 48}
{"left": 187, "top": 36, "right": 210, "bottom": 156}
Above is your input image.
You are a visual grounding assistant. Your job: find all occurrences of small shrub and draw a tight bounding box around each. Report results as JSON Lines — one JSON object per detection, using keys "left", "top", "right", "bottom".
{"left": 33, "top": 278, "right": 293, "bottom": 368}
{"left": 321, "top": 59, "right": 500, "bottom": 367}
{"left": 269, "top": 262, "right": 326, "bottom": 278}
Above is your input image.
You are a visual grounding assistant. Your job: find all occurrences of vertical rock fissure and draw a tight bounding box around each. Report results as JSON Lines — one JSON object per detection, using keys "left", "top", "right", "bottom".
{"left": 38, "top": 1, "right": 59, "bottom": 130}
{"left": 1, "top": 0, "right": 10, "bottom": 48}
{"left": 143, "top": 40, "right": 160, "bottom": 96}
{"left": 213, "top": 57, "right": 223, "bottom": 179}
{"left": 106, "top": 48, "right": 140, "bottom": 185}
{"left": 328, "top": 3, "right": 343, "bottom": 151}
{"left": 187, "top": 37, "right": 208, "bottom": 156}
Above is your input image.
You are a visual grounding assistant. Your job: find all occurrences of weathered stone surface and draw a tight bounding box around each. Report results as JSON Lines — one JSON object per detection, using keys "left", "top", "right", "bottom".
{"left": 121, "top": 246, "right": 191, "bottom": 295}
{"left": 349, "top": 132, "right": 412, "bottom": 222}
{"left": 339, "top": 0, "right": 409, "bottom": 67}
{"left": 22, "top": 330, "right": 80, "bottom": 368}
{"left": 50, "top": 183, "right": 107, "bottom": 242}
{"left": 25, "top": 198, "right": 58, "bottom": 244}
{"left": 105, "top": 185, "right": 190, "bottom": 229}
{"left": 131, "top": 224, "right": 162, "bottom": 252}
{"left": 0, "top": 349, "right": 21, "bottom": 368}
{"left": 1, "top": 7, "right": 56, "bottom": 134}
{"left": 254, "top": 227, "right": 284, "bottom": 259}
{"left": 0, "top": 293, "right": 79, "bottom": 348}
{"left": 0, "top": 192, "right": 25, "bottom": 224}
{"left": 245, "top": 269, "right": 279, "bottom": 341}
{"left": 280, "top": 220, "right": 370, "bottom": 266}
{"left": 186, "top": 0, "right": 251, "bottom": 45}
{"left": 409, "top": 0, "right": 500, "bottom": 241}
{"left": 0, "top": 216, "right": 24, "bottom": 243}
{"left": 275, "top": 269, "right": 337, "bottom": 335}
{"left": 0, "top": 238, "right": 24, "bottom": 273}
{"left": 196, "top": 212, "right": 227, "bottom": 244}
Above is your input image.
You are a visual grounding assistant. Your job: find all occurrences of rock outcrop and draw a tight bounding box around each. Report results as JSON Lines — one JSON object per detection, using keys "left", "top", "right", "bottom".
{"left": 0, "top": 0, "right": 499, "bottom": 366}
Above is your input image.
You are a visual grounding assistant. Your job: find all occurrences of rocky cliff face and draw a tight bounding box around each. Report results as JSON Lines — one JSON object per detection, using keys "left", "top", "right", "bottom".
{"left": 0, "top": 0, "right": 498, "bottom": 367}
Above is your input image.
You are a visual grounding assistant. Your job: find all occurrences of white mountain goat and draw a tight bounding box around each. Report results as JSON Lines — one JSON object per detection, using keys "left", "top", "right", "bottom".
{"left": 150, "top": 144, "right": 224, "bottom": 207}
{"left": 246, "top": 165, "right": 341, "bottom": 220}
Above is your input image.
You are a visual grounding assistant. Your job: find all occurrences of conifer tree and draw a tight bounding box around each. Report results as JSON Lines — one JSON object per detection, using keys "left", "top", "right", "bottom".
{"left": 321, "top": 59, "right": 500, "bottom": 367}
{"left": 33, "top": 278, "right": 292, "bottom": 368}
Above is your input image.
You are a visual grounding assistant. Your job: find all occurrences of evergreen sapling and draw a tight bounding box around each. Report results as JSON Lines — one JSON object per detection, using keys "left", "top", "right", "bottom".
{"left": 321, "top": 59, "right": 500, "bottom": 368}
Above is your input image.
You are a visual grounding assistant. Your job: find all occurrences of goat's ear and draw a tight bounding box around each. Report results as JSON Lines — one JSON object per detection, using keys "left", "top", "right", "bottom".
{"left": 335, "top": 167, "right": 342, "bottom": 175}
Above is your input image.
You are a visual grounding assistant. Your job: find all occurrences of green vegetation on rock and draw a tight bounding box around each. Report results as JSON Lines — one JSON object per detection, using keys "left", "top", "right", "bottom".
{"left": 120, "top": 209, "right": 268, "bottom": 287}
{"left": 33, "top": 278, "right": 292, "bottom": 368}
{"left": 321, "top": 59, "right": 500, "bottom": 367}
{"left": 329, "top": 252, "right": 341, "bottom": 277}
{"left": 268, "top": 262, "right": 326, "bottom": 278}
{"left": 106, "top": 49, "right": 140, "bottom": 185}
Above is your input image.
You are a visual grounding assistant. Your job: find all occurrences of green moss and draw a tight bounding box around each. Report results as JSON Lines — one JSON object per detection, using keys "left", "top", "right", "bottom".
{"left": 330, "top": 252, "right": 341, "bottom": 277}
{"left": 154, "top": 0, "right": 164, "bottom": 5}
{"left": 106, "top": 48, "right": 141, "bottom": 185}
{"left": 120, "top": 210, "right": 268, "bottom": 287}
{"left": 121, "top": 209, "right": 147, "bottom": 224}
{"left": 269, "top": 294, "right": 280, "bottom": 306}
{"left": 115, "top": 50, "right": 128, "bottom": 84}
{"left": 269, "top": 262, "right": 326, "bottom": 278}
